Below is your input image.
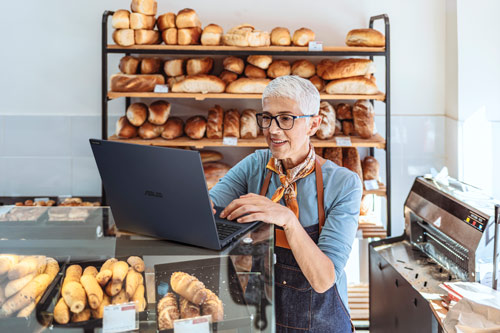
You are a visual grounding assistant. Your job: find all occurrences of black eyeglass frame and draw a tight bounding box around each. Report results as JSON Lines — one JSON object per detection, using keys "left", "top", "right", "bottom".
{"left": 256, "top": 113, "right": 315, "bottom": 130}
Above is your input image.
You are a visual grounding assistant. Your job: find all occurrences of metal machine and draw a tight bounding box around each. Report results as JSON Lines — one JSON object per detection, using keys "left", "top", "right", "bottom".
{"left": 369, "top": 176, "right": 499, "bottom": 333}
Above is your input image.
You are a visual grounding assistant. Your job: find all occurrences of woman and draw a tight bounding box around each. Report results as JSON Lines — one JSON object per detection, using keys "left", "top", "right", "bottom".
{"left": 210, "top": 75, "right": 362, "bottom": 332}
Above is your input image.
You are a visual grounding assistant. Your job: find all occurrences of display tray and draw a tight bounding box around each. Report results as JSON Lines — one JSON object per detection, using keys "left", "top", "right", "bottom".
{"left": 37, "top": 257, "right": 147, "bottom": 329}
{"left": 154, "top": 257, "right": 251, "bottom": 332}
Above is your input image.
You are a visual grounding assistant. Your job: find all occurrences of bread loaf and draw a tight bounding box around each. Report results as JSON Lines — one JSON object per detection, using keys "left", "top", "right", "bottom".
{"left": 162, "top": 28, "right": 177, "bottom": 44}
{"left": 362, "top": 156, "right": 379, "bottom": 181}
{"left": 325, "top": 76, "right": 378, "bottom": 95}
{"left": 157, "top": 12, "right": 176, "bottom": 31}
{"left": 126, "top": 103, "right": 148, "bottom": 127}
{"left": 201, "top": 289, "right": 224, "bottom": 322}
{"left": 119, "top": 56, "right": 140, "bottom": 74}
{"left": 116, "top": 116, "right": 138, "bottom": 139}
{"left": 224, "top": 109, "right": 240, "bottom": 138}
{"left": 171, "top": 75, "right": 226, "bottom": 93}
{"left": 346, "top": 29, "right": 385, "bottom": 47}
{"left": 164, "top": 59, "right": 185, "bottom": 77}
{"left": 219, "top": 70, "right": 238, "bottom": 84}
{"left": 185, "top": 116, "right": 207, "bottom": 139}
{"left": 170, "top": 272, "right": 207, "bottom": 305}
{"left": 140, "top": 57, "right": 161, "bottom": 74}
{"left": 334, "top": 119, "right": 342, "bottom": 135}
{"left": 292, "top": 28, "right": 315, "bottom": 46}
{"left": 130, "top": 0, "right": 157, "bottom": 15}
{"left": 167, "top": 75, "right": 186, "bottom": 89}
{"left": 127, "top": 256, "right": 145, "bottom": 273}
{"left": 148, "top": 100, "right": 171, "bottom": 125}
{"left": 158, "top": 293, "right": 179, "bottom": 330}
{"left": 112, "top": 10, "right": 130, "bottom": 29}
{"left": 178, "top": 27, "right": 202, "bottom": 45}
{"left": 53, "top": 298, "right": 70, "bottom": 324}
{"left": 130, "top": 13, "right": 156, "bottom": 30}
{"left": 342, "top": 120, "right": 356, "bottom": 136}
{"left": 199, "top": 150, "right": 223, "bottom": 163}
{"left": 244, "top": 64, "right": 266, "bottom": 78}
{"left": 352, "top": 99, "right": 375, "bottom": 139}
{"left": 186, "top": 57, "right": 214, "bottom": 75}
{"left": 336, "top": 103, "right": 352, "bottom": 120}
{"left": 267, "top": 60, "right": 291, "bottom": 78}
{"left": 161, "top": 117, "right": 184, "bottom": 139}
{"left": 309, "top": 75, "right": 325, "bottom": 92}
{"left": 247, "top": 55, "right": 273, "bottom": 70}
{"left": 240, "top": 109, "right": 258, "bottom": 139}
{"left": 125, "top": 269, "right": 143, "bottom": 299}
{"left": 179, "top": 297, "right": 200, "bottom": 319}
{"left": 271, "top": 27, "right": 291, "bottom": 46}
{"left": 135, "top": 29, "right": 160, "bottom": 45}
{"left": 323, "top": 148, "right": 343, "bottom": 166}
{"left": 201, "top": 24, "right": 223, "bottom": 45}
{"left": 62, "top": 280, "right": 86, "bottom": 314}
{"left": 226, "top": 78, "right": 270, "bottom": 93}
{"left": 100, "top": 258, "right": 118, "bottom": 272}
{"left": 110, "top": 74, "right": 165, "bottom": 92}
{"left": 138, "top": 121, "right": 164, "bottom": 139}
{"left": 343, "top": 148, "right": 363, "bottom": 182}
{"left": 96, "top": 270, "right": 112, "bottom": 287}
{"left": 223, "top": 24, "right": 270, "bottom": 47}
{"left": 176, "top": 8, "right": 201, "bottom": 28}
{"left": 206, "top": 105, "right": 224, "bottom": 139}
{"left": 291, "top": 59, "right": 315, "bottom": 78}
{"left": 317, "top": 58, "right": 376, "bottom": 80}
{"left": 112, "top": 261, "right": 128, "bottom": 284}
{"left": 316, "top": 101, "right": 336, "bottom": 140}
{"left": 223, "top": 56, "right": 244, "bottom": 74}
{"left": 112, "top": 29, "right": 134, "bottom": 46}
{"left": 80, "top": 274, "right": 103, "bottom": 310}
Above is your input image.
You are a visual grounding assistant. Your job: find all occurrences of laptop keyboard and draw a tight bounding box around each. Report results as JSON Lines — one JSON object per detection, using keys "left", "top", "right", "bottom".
{"left": 216, "top": 223, "right": 242, "bottom": 240}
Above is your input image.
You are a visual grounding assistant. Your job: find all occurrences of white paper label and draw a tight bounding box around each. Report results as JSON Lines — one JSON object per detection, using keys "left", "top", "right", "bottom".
{"left": 174, "top": 315, "right": 212, "bottom": 333}
{"left": 223, "top": 137, "right": 238, "bottom": 146}
{"left": 34, "top": 197, "right": 50, "bottom": 202}
{"left": 335, "top": 136, "right": 352, "bottom": 147}
{"left": 364, "top": 180, "right": 379, "bottom": 191}
{"left": 103, "top": 302, "right": 138, "bottom": 333}
{"left": 308, "top": 41, "right": 323, "bottom": 51}
{"left": 154, "top": 84, "right": 169, "bottom": 93}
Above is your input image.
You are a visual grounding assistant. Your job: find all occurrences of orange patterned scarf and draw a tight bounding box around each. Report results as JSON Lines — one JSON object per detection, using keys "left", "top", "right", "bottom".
{"left": 266, "top": 144, "right": 316, "bottom": 218}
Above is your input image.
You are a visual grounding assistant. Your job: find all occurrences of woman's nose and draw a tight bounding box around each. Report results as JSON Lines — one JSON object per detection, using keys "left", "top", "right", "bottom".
{"left": 268, "top": 117, "right": 281, "bottom": 133}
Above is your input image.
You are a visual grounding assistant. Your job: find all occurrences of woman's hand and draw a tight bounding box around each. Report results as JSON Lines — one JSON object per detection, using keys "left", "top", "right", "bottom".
{"left": 220, "top": 193, "right": 298, "bottom": 229}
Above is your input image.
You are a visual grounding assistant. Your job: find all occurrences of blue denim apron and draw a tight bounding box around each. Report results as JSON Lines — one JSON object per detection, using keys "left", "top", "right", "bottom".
{"left": 260, "top": 158, "right": 353, "bottom": 332}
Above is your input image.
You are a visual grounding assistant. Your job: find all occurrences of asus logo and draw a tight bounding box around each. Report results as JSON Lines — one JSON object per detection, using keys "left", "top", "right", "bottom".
{"left": 144, "top": 190, "right": 163, "bottom": 198}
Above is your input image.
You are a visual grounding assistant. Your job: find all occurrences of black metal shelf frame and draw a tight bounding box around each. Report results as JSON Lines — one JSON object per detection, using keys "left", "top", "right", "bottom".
{"left": 101, "top": 11, "right": 392, "bottom": 236}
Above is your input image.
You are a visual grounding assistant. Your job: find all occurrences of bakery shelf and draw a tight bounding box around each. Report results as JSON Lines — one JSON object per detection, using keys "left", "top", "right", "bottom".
{"left": 107, "top": 91, "right": 386, "bottom": 101}
{"left": 363, "top": 182, "right": 387, "bottom": 196}
{"left": 358, "top": 221, "right": 387, "bottom": 239}
{"left": 108, "top": 133, "right": 386, "bottom": 149}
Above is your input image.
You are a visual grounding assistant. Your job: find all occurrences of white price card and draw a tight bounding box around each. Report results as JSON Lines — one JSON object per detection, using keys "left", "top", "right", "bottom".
{"left": 335, "top": 136, "right": 352, "bottom": 147}
{"left": 154, "top": 84, "right": 169, "bottom": 93}
{"left": 308, "top": 41, "right": 323, "bottom": 51}
{"left": 223, "top": 136, "right": 238, "bottom": 146}
{"left": 174, "top": 315, "right": 212, "bottom": 333}
{"left": 103, "top": 302, "right": 138, "bottom": 333}
{"left": 364, "top": 180, "right": 379, "bottom": 191}
{"left": 34, "top": 197, "right": 50, "bottom": 202}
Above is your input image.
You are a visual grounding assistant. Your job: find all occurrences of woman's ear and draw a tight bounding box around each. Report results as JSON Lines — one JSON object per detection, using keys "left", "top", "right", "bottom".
{"left": 307, "top": 115, "right": 322, "bottom": 136}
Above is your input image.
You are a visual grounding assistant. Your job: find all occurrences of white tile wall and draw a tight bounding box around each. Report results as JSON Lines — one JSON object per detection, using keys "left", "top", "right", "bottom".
{"left": 70, "top": 116, "right": 101, "bottom": 157}
{"left": 72, "top": 157, "right": 101, "bottom": 196}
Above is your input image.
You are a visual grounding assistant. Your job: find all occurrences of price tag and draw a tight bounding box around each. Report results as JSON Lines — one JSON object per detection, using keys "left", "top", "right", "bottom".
{"left": 174, "top": 315, "right": 212, "bottom": 333}
{"left": 308, "top": 41, "right": 323, "bottom": 51}
{"left": 154, "top": 84, "right": 169, "bottom": 93}
{"left": 34, "top": 197, "right": 50, "bottom": 202}
{"left": 222, "top": 137, "right": 238, "bottom": 146}
{"left": 364, "top": 180, "right": 379, "bottom": 191}
{"left": 103, "top": 302, "right": 138, "bottom": 333}
{"left": 335, "top": 136, "right": 352, "bottom": 147}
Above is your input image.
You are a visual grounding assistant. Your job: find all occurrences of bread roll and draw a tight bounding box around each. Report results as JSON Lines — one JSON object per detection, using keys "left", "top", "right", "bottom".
{"left": 96, "top": 270, "right": 112, "bottom": 287}
{"left": 178, "top": 27, "right": 202, "bottom": 45}
{"left": 110, "top": 74, "right": 165, "bottom": 92}
{"left": 336, "top": 103, "right": 353, "bottom": 120}
{"left": 244, "top": 64, "right": 266, "bottom": 78}
{"left": 125, "top": 269, "right": 143, "bottom": 299}
{"left": 201, "top": 24, "right": 223, "bottom": 45}
{"left": 309, "top": 75, "right": 325, "bottom": 92}
{"left": 112, "top": 261, "right": 129, "bottom": 284}
{"left": 226, "top": 78, "right": 270, "bottom": 93}
{"left": 316, "top": 101, "right": 336, "bottom": 140}
{"left": 343, "top": 148, "right": 363, "bottom": 181}
{"left": 91, "top": 294, "right": 110, "bottom": 319}
{"left": 164, "top": 59, "right": 185, "bottom": 77}
{"left": 223, "top": 24, "right": 270, "bottom": 47}
{"left": 138, "top": 121, "right": 164, "bottom": 139}
{"left": 53, "top": 298, "right": 70, "bottom": 324}
{"left": 170, "top": 272, "right": 207, "bottom": 305}
{"left": 292, "top": 28, "right": 315, "bottom": 46}
{"left": 334, "top": 119, "right": 342, "bottom": 135}
{"left": 131, "top": 284, "right": 146, "bottom": 312}
{"left": 80, "top": 274, "right": 103, "bottom": 310}
{"left": 240, "top": 109, "right": 258, "bottom": 139}
{"left": 317, "top": 58, "right": 376, "bottom": 80}
{"left": 157, "top": 12, "right": 176, "bottom": 31}
{"left": 158, "top": 293, "right": 179, "bottom": 330}
{"left": 161, "top": 117, "right": 184, "bottom": 139}
{"left": 206, "top": 105, "right": 224, "bottom": 139}
{"left": 140, "top": 57, "right": 162, "bottom": 74}
{"left": 204, "top": 162, "right": 231, "bottom": 189}
{"left": 148, "top": 100, "right": 171, "bottom": 125}
{"left": 130, "top": 0, "right": 157, "bottom": 15}
{"left": 346, "top": 29, "right": 385, "bottom": 47}
{"left": 100, "top": 258, "right": 118, "bottom": 272}
{"left": 112, "top": 10, "right": 130, "bottom": 29}
{"left": 362, "top": 156, "right": 379, "bottom": 181}
{"left": 162, "top": 28, "right": 177, "bottom": 44}
{"left": 324, "top": 148, "right": 342, "bottom": 166}
{"left": 126, "top": 103, "right": 148, "bottom": 127}
{"left": 167, "top": 75, "right": 186, "bottom": 89}
{"left": 135, "top": 29, "right": 160, "bottom": 45}
{"left": 130, "top": 13, "right": 156, "bottom": 30}
{"left": 44, "top": 258, "right": 60, "bottom": 280}
{"left": 179, "top": 297, "right": 200, "bottom": 319}
{"left": 116, "top": 116, "right": 137, "bottom": 139}
{"left": 61, "top": 281, "right": 86, "bottom": 314}
{"left": 223, "top": 56, "right": 244, "bottom": 74}
{"left": 219, "top": 70, "right": 238, "bottom": 84}
{"left": 201, "top": 289, "right": 224, "bottom": 322}
{"left": 342, "top": 120, "right": 356, "bottom": 136}
{"left": 352, "top": 100, "right": 375, "bottom": 139}
{"left": 119, "top": 56, "right": 140, "bottom": 74}
{"left": 291, "top": 59, "right": 315, "bottom": 78}
{"left": 127, "top": 256, "right": 145, "bottom": 273}
{"left": 186, "top": 57, "right": 214, "bottom": 75}
{"left": 271, "top": 27, "right": 291, "bottom": 46}
{"left": 267, "top": 60, "right": 291, "bottom": 78}
{"left": 325, "top": 76, "right": 378, "bottom": 95}
{"left": 112, "top": 29, "right": 134, "bottom": 47}
{"left": 171, "top": 75, "right": 226, "bottom": 93}
{"left": 224, "top": 109, "right": 240, "bottom": 138}
{"left": 247, "top": 55, "right": 273, "bottom": 70}
{"left": 199, "top": 150, "right": 223, "bottom": 163}
{"left": 176, "top": 8, "right": 201, "bottom": 28}
{"left": 185, "top": 116, "right": 207, "bottom": 139}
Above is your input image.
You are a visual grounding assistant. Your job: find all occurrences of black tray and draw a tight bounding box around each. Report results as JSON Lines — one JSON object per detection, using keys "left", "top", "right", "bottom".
{"left": 154, "top": 257, "right": 251, "bottom": 332}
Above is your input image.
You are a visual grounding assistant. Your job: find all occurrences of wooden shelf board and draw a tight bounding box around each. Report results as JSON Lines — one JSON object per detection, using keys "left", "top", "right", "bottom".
{"left": 107, "top": 91, "right": 386, "bottom": 101}
{"left": 108, "top": 133, "right": 385, "bottom": 149}
{"left": 363, "top": 182, "right": 386, "bottom": 196}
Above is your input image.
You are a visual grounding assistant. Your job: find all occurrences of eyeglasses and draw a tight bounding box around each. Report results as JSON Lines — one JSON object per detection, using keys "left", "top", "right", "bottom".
{"left": 256, "top": 113, "right": 314, "bottom": 130}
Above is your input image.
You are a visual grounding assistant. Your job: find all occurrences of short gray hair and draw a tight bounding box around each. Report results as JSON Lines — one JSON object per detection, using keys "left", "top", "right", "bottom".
{"left": 262, "top": 75, "right": 320, "bottom": 116}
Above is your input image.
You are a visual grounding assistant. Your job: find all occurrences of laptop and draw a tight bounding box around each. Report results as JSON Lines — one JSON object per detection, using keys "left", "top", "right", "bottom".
{"left": 90, "top": 139, "right": 259, "bottom": 250}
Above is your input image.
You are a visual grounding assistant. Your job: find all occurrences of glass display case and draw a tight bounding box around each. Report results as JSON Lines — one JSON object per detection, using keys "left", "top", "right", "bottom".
{"left": 0, "top": 206, "right": 274, "bottom": 332}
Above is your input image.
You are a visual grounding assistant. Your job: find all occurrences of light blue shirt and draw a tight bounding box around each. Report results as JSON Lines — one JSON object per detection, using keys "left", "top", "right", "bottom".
{"left": 209, "top": 149, "right": 362, "bottom": 310}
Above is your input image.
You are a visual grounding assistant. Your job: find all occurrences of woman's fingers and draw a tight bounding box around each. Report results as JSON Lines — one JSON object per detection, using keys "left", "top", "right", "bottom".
{"left": 237, "top": 213, "right": 266, "bottom": 224}
{"left": 227, "top": 204, "right": 261, "bottom": 220}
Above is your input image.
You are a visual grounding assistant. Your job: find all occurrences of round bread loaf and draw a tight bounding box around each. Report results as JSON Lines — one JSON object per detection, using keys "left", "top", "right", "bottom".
{"left": 342, "top": 120, "right": 356, "bottom": 136}
{"left": 119, "top": 56, "right": 140, "bottom": 74}
{"left": 292, "top": 28, "right": 315, "bottom": 46}
{"left": 157, "top": 12, "right": 176, "bottom": 31}
{"left": 112, "top": 10, "right": 130, "bottom": 29}
{"left": 267, "top": 60, "right": 291, "bottom": 78}
{"left": 140, "top": 57, "right": 162, "bottom": 74}
{"left": 336, "top": 103, "right": 353, "bottom": 120}
{"left": 126, "top": 103, "right": 148, "bottom": 126}
{"left": 291, "top": 59, "right": 315, "bottom": 78}
{"left": 162, "top": 28, "right": 177, "bottom": 45}
{"left": 309, "top": 75, "right": 325, "bottom": 92}
{"left": 201, "top": 24, "right": 223, "bottom": 45}
{"left": 271, "top": 27, "right": 291, "bottom": 46}
{"left": 176, "top": 8, "right": 201, "bottom": 28}
{"left": 178, "top": 27, "right": 202, "bottom": 45}
{"left": 244, "top": 64, "right": 266, "bottom": 79}
{"left": 316, "top": 101, "right": 336, "bottom": 140}
{"left": 148, "top": 100, "right": 171, "bottom": 125}
{"left": 219, "top": 71, "right": 238, "bottom": 84}
{"left": 246, "top": 55, "right": 273, "bottom": 70}
{"left": 116, "top": 116, "right": 138, "bottom": 139}
{"left": 134, "top": 29, "right": 160, "bottom": 45}
{"left": 164, "top": 59, "right": 185, "bottom": 77}
{"left": 186, "top": 57, "right": 214, "bottom": 75}
{"left": 223, "top": 56, "right": 244, "bottom": 74}
{"left": 138, "top": 121, "right": 164, "bottom": 139}
{"left": 362, "top": 156, "right": 379, "bottom": 181}
{"left": 161, "top": 117, "right": 184, "bottom": 139}
{"left": 113, "top": 29, "right": 134, "bottom": 47}
{"left": 185, "top": 116, "right": 207, "bottom": 139}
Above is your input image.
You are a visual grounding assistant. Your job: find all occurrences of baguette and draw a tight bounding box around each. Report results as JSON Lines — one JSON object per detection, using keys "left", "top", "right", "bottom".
{"left": 5, "top": 273, "right": 35, "bottom": 298}
{"left": 63, "top": 265, "right": 83, "bottom": 288}
{"left": 127, "top": 256, "right": 145, "bottom": 273}
{"left": 91, "top": 294, "right": 110, "bottom": 319}
{"left": 0, "top": 255, "right": 19, "bottom": 275}
{"left": 100, "top": 258, "right": 118, "bottom": 272}
{"left": 71, "top": 308, "right": 91, "bottom": 322}
{"left": 125, "top": 268, "right": 143, "bottom": 299}
{"left": 131, "top": 284, "right": 146, "bottom": 312}
{"left": 170, "top": 272, "right": 207, "bottom": 305}
{"left": 0, "top": 274, "right": 52, "bottom": 318}
{"left": 179, "top": 296, "right": 200, "bottom": 319}
{"left": 53, "top": 298, "right": 70, "bottom": 324}
{"left": 82, "top": 266, "right": 98, "bottom": 278}
{"left": 112, "top": 261, "right": 129, "bottom": 284}
{"left": 62, "top": 281, "right": 87, "bottom": 314}
{"left": 17, "top": 301, "right": 36, "bottom": 317}
{"left": 201, "top": 289, "right": 223, "bottom": 322}
{"left": 80, "top": 274, "right": 104, "bottom": 310}
{"left": 44, "top": 258, "right": 60, "bottom": 280}
{"left": 8, "top": 256, "right": 39, "bottom": 280}
{"left": 96, "top": 269, "right": 112, "bottom": 287}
